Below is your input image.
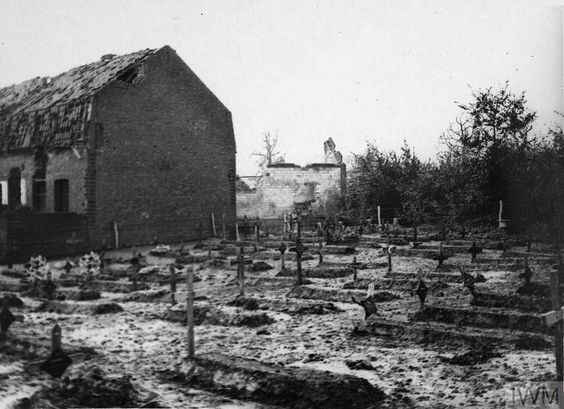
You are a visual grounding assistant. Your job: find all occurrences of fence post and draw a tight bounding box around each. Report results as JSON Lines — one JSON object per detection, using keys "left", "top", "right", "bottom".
{"left": 186, "top": 266, "right": 195, "bottom": 358}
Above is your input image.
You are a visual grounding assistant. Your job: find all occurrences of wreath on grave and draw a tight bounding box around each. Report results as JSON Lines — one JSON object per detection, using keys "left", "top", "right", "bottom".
{"left": 24, "top": 255, "right": 49, "bottom": 282}
{"left": 79, "top": 252, "right": 101, "bottom": 278}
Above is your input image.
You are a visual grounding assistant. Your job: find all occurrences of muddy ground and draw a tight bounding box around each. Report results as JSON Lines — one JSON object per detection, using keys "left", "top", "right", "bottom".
{"left": 0, "top": 233, "right": 559, "bottom": 408}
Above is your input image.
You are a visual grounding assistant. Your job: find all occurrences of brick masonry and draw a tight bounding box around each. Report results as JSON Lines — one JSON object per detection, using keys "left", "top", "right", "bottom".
{"left": 90, "top": 47, "right": 236, "bottom": 247}
{"left": 0, "top": 46, "right": 236, "bottom": 254}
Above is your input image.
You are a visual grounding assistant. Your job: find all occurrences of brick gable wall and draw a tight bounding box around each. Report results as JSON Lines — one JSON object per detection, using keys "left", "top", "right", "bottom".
{"left": 89, "top": 48, "right": 236, "bottom": 247}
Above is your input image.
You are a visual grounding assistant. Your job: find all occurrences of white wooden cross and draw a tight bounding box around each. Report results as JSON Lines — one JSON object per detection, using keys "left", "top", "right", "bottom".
{"left": 542, "top": 306, "right": 564, "bottom": 327}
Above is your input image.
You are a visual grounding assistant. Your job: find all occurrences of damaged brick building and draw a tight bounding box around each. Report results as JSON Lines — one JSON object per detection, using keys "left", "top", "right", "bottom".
{"left": 237, "top": 138, "right": 346, "bottom": 219}
{"left": 0, "top": 46, "right": 236, "bottom": 261}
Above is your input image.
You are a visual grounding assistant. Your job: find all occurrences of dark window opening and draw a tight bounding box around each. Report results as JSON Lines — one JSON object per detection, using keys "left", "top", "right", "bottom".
{"left": 8, "top": 167, "right": 21, "bottom": 209}
{"left": 54, "top": 179, "right": 69, "bottom": 213}
{"left": 33, "top": 181, "right": 47, "bottom": 212}
{"left": 116, "top": 67, "right": 138, "bottom": 84}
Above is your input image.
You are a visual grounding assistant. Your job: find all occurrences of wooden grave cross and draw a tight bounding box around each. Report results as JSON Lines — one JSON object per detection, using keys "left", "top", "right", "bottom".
{"left": 386, "top": 239, "right": 393, "bottom": 273}
{"left": 542, "top": 264, "right": 564, "bottom": 382}
{"left": 0, "top": 297, "right": 15, "bottom": 339}
{"left": 40, "top": 324, "right": 72, "bottom": 378}
{"left": 130, "top": 256, "right": 142, "bottom": 292}
{"left": 222, "top": 213, "right": 227, "bottom": 241}
{"left": 350, "top": 256, "right": 363, "bottom": 281}
{"left": 468, "top": 241, "right": 482, "bottom": 263}
{"left": 235, "top": 248, "right": 252, "bottom": 296}
{"left": 42, "top": 275, "right": 57, "bottom": 300}
{"left": 169, "top": 265, "right": 177, "bottom": 305}
{"left": 254, "top": 218, "right": 261, "bottom": 243}
{"left": 290, "top": 239, "right": 308, "bottom": 286}
{"left": 279, "top": 242, "right": 287, "bottom": 271}
{"left": 186, "top": 266, "right": 195, "bottom": 358}
{"left": 542, "top": 307, "right": 564, "bottom": 327}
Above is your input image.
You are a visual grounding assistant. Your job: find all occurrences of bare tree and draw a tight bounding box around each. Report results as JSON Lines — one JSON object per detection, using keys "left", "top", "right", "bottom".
{"left": 252, "top": 131, "right": 285, "bottom": 169}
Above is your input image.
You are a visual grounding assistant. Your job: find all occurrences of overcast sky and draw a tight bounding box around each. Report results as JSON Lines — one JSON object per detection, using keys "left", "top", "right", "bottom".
{"left": 0, "top": 0, "right": 562, "bottom": 175}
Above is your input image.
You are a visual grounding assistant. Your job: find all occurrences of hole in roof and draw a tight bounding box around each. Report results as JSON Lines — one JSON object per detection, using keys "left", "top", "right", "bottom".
{"left": 116, "top": 67, "right": 138, "bottom": 84}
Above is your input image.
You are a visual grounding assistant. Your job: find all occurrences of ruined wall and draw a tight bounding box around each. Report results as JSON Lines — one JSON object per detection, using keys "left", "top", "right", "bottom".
{"left": 91, "top": 47, "right": 236, "bottom": 247}
{"left": 237, "top": 163, "right": 345, "bottom": 218}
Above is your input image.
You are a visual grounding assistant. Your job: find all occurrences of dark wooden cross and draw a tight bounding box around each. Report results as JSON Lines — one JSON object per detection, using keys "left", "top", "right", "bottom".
{"left": 458, "top": 264, "right": 477, "bottom": 298}
{"left": 63, "top": 258, "right": 73, "bottom": 275}
{"left": 290, "top": 239, "right": 308, "bottom": 286}
{"left": 520, "top": 257, "right": 533, "bottom": 285}
{"left": 170, "top": 265, "right": 177, "bottom": 305}
{"left": 40, "top": 324, "right": 72, "bottom": 378}
{"left": 0, "top": 297, "right": 15, "bottom": 339}
{"left": 412, "top": 278, "right": 428, "bottom": 309}
{"left": 387, "top": 239, "right": 393, "bottom": 273}
{"left": 254, "top": 217, "right": 261, "bottom": 243}
{"left": 130, "top": 256, "right": 142, "bottom": 292}
{"left": 541, "top": 258, "right": 563, "bottom": 382}
{"left": 501, "top": 239, "right": 510, "bottom": 255}
{"left": 432, "top": 242, "right": 450, "bottom": 268}
{"left": 222, "top": 213, "right": 227, "bottom": 241}
{"left": 350, "top": 256, "right": 363, "bottom": 281}
{"left": 279, "top": 242, "right": 287, "bottom": 271}
{"left": 234, "top": 247, "right": 251, "bottom": 296}
{"left": 42, "top": 277, "right": 57, "bottom": 300}
{"left": 468, "top": 241, "right": 483, "bottom": 263}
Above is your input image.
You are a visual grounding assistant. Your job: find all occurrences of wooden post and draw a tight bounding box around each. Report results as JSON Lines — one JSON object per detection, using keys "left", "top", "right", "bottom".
{"left": 113, "top": 221, "right": 119, "bottom": 250}
{"left": 352, "top": 256, "right": 358, "bottom": 281}
{"left": 377, "top": 206, "right": 381, "bottom": 226}
{"left": 290, "top": 216, "right": 308, "bottom": 286}
{"left": 550, "top": 257, "right": 563, "bottom": 382}
{"left": 387, "top": 239, "right": 392, "bottom": 273}
{"left": 211, "top": 214, "right": 217, "bottom": 237}
{"left": 283, "top": 214, "right": 287, "bottom": 240}
{"left": 186, "top": 266, "right": 195, "bottom": 358}
{"left": 498, "top": 200, "right": 503, "bottom": 222}
{"left": 170, "top": 265, "right": 176, "bottom": 305}
{"left": 235, "top": 223, "right": 240, "bottom": 242}
{"left": 222, "top": 213, "right": 226, "bottom": 241}
{"left": 279, "top": 243, "right": 287, "bottom": 271}
{"left": 237, "top": 247, "right": 246, "bottom": 296}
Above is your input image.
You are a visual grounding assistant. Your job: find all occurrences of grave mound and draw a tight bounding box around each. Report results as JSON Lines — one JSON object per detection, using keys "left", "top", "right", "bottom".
{"left": 162, "top": 352, "right": 385, "bottom": 409}
{"left": 277, "top": 266, "right": 353, "bottom": 278}
{"left": 440, "top": 345, "right": 502, "bottom": 365}
{"left": 1, "top": 270, "right": 27, "bottom": 279}
{"left": 10, "top": 365, "right": 160, "bottom": 408}
{"left": 35, "top": 301, "right": 124, "bottom": 315}
{"left": 162, "top": 304, "right": 275, "bottom": 327}
{"left": 250, "top": 261, "right": 273, "bottom": 272}
{"left": 2, "top": 293, "right": 24, "bottom": 308}
{"left": 227, "top": 295, "right": 259, "bottom": 311}
{"left": 120, "top": 288, "right": 170, "bottom": 303}
{"left": 55, "top": 289, "right": 101, "bottom": 301}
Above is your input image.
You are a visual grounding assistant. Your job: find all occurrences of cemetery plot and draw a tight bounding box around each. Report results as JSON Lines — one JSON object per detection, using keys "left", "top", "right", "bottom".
{"left": 0, "top": 237, "right": 560, "bottom": 409}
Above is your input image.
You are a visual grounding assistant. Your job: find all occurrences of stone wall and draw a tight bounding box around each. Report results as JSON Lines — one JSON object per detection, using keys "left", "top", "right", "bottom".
{"left": 237, "top": 163, "right": 345, "bottom": 218}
